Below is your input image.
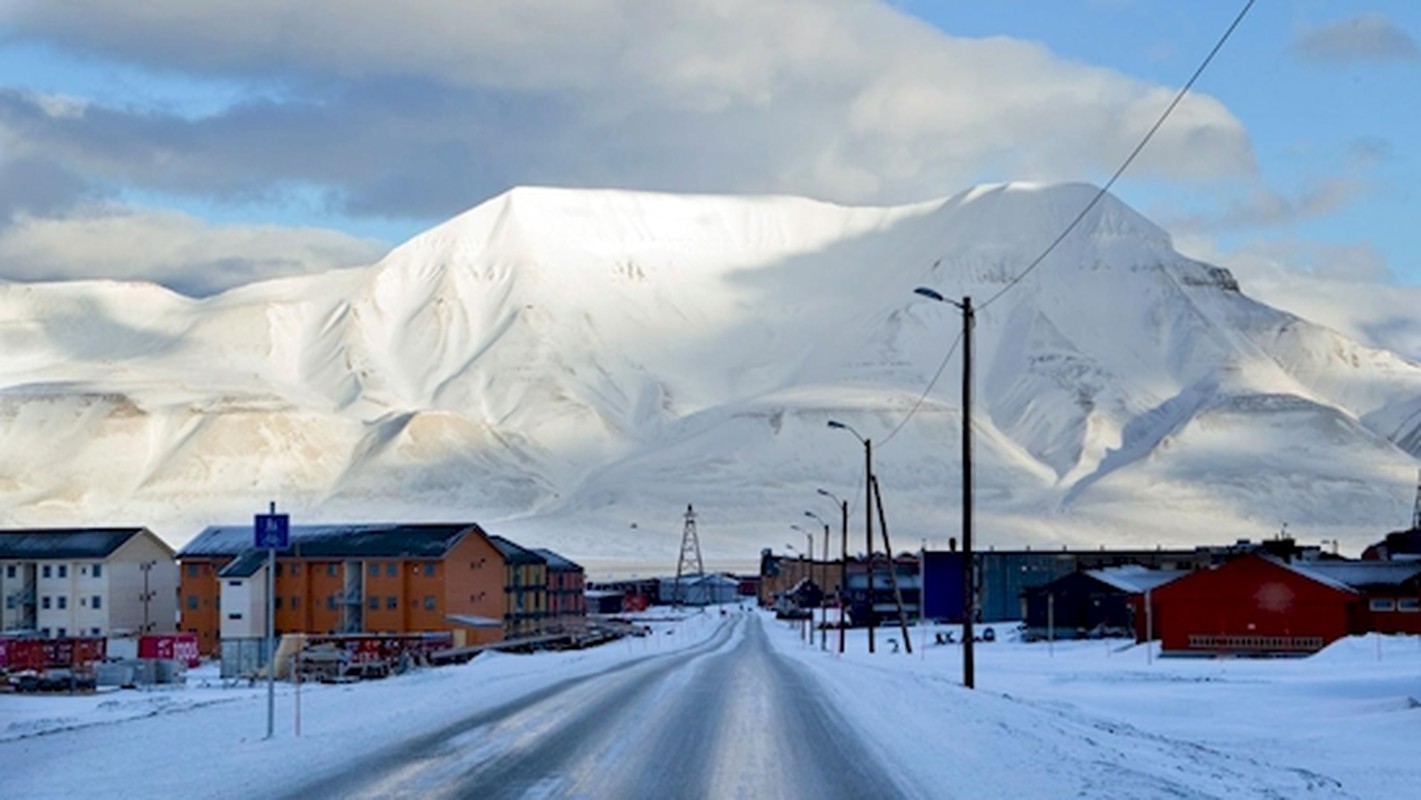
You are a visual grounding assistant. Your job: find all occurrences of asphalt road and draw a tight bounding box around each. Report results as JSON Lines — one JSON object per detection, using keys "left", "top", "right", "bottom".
{"left": 287, "top": 614, "right": 904, "bottom": 799}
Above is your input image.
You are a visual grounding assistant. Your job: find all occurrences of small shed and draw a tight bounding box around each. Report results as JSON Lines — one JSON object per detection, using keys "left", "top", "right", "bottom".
{"left": 1021, "top": 566, "right": 1185, "bottom": 641}
{"left": 1150, "top": 554, "right": 1359, "bottom": 656}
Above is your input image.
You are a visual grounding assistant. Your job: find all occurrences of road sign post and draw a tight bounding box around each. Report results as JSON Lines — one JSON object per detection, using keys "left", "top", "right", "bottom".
{"left": 255, "top": 504, "right": 289, "bottom": 740}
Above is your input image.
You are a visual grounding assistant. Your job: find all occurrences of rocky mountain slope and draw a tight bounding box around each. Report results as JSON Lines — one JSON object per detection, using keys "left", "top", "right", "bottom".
{"left": 2, "top": 183, "right": 1418, "bottom": 564}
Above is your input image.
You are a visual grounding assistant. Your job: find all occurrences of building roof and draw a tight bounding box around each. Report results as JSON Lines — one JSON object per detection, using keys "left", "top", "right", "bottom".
{"left": 532, "top": 548, "right": 581, "bottom": 572}
{"left": 0, "top": 528, "right": 150, "bottom": 560}
{"left": 1288, "top": 560, "right": 1421, "bottom": 589}
{"left": 1084, "top": 565, "right": 1189, "bottom": 593}
{"left": 179, "top": 523, "right": 483, "bottom": 560}
{"left": 487, "top": 535, "right": 545, "bottom": 565}
{"left": 217, "top": 551, "right": 269, "bottom": 579}
{"left": 1254, "top": 553, "right": 1359, "bottom": 594}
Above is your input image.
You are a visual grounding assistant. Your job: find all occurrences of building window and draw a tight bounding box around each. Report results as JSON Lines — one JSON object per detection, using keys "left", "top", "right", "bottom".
{"left": 92, "top": 596, "right": 101, "bottom": 610}
{"left": 42, "top": 565, "right": 52, "bottom": 578}
{"left": 1370, "top": 598, "right": 1397, "bottom": 612}
{"left": 275, "top": 563, "right": 283, "bottom": 577}
{"left": 1399, "top": 598, "right": 1420, "bottom": 612}
{"left": 227, "top": 613, "right": 243, "bottom": 620}
{"left": 292, "top": 597, "right": 300, "bottom": 610}
{"left": 327, "top": 595, "right": 338, "bottom": 610}
{"left": 424, "top": 595, "right": 436, "bottom": 611}
{"left": 93, "top": 564, "right": 102, "bottom": 578}
{"left": 42, "top": 596, "right": 51, "bottom": 610}
{"left": 274, "top": 597, "right": 283, "bottom": 610}
{"left": 5, "top": 565, "right": 14, "bottom": 578}
{"left": 57, "top": 596, "right": 67, "bottom": 609}
{"left": 57, "top": 627, "right": 67, "bottom": 637}
{"left": 58, "top": 565, "right": 67, "bottom": 578}
{"left": 368, "top": 597, "right": 379, "bottom": 610}
{"left": 41, "top": 628, "right": 50, "bottom": 637}
{"left": 424, "top": 563, "right": 436, "bottom": 577}
{"left": 291, "top": 564, "right": 300, "bottom": 576}
{"left": 187, "top": 564, "right": 199, "bottom": 577}
{"left": 91, "top": 628, "right": 101, "bottom": 636}
{"left": 386, "top": 562, "right": 397, "bottom": 577}
{"left": 369, "top": 563, "right": 379, "bottom": 578}
{"left": 228, "top": 580, "right": 242, "bottom": 587}
{"left": 383, "top": 596, "right": 395, "bottom": 610}
{"left": 187, "top": 596, "right": 198, "bottom": 610}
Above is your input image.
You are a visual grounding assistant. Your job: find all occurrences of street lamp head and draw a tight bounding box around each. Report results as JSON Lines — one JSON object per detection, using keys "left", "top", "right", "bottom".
{"left": 826, "top": 419, "right": 865, "bottom": 443}
{"left": 914, "top": 286, "right": 946, "bottom": 303}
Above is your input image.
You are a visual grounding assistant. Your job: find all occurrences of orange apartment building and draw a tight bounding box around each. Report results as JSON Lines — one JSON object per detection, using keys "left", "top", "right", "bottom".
{"left": 177, "top": 523, "right": 576, "bottom": 655}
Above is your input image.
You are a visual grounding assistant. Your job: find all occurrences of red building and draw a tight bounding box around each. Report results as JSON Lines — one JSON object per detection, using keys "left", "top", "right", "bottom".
{"left": 532, "top": 548, "right": 586, "bottom": 626}
{"left": 1298, "top": 560, "right": 1421, "bottom": 635}
{"left": 1150, "top": 554, "right": 1359, "bottom": 656}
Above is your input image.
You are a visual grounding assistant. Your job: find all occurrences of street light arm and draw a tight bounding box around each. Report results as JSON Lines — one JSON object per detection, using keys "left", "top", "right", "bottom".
{"left": 826, "top": 419, "right": 866, "bottom": 444}
{"left": 914, "top": 285, "right": 969, "bottom": 313}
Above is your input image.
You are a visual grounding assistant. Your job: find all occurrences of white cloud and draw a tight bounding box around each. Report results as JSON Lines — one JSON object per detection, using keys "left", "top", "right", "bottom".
{"left": 1292, "top": 13, "right": 1420, "bottom": 64}
{"left": 0, "top": 205, "right": 387, "bottom": 296}
{"left": 1160, "top": 178, "right": 1369, "bottom": 235}
{"left": 2, "top": 0, "right": 1256, "bottom": 208}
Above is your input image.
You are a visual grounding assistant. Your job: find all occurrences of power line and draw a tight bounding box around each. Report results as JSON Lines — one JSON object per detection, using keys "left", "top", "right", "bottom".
{"left": 879, "top": 328, "right": 964, "bottom": 448}
{"left": 979, "top": 0, "right": 1256, "bottom": 313}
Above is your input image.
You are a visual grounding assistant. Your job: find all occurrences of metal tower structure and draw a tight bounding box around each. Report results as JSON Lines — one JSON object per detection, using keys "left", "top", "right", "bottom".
{"left": 673, "top": 504, "right": 704, "bottom": 607}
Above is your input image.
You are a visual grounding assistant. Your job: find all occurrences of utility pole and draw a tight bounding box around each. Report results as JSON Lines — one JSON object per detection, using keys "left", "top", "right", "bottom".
{"left": 961, "top": 296, "right": 975, "bottom": 689}
{"left": 871, "top": 475, "right": 912, "bottom": 653}
{"left": 820, "top": 522, "right": 829, "bottom": 650}
{"left": 838, "top": 499, "right": 847, "bottom": 654}
{"left": 826, "top": 422, "right": 875, "bottom": 654}
{"left": 913, "top": 288, "right": 976, "bottom": 688}
{"left": 865, "top": 436, "right": 875, "bottom": 654}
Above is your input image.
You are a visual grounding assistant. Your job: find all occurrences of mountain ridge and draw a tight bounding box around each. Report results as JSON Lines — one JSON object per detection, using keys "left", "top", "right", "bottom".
{"left": 1, "top": 182, "right": 1417, "bottom": 563}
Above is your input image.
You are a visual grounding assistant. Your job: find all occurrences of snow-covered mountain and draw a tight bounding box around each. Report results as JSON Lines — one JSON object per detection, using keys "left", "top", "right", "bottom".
{"left": 3, "top": 183, "right": 1419, "bottom": 566}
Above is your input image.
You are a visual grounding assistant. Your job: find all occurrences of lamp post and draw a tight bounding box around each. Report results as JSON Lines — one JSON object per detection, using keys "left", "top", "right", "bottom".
{"left": 827, "top": 420, "right": 875, "bottom": 654}
{"left": 912, "top": 287, "right": 976, "bottom": 689}
{"left": 789, "top": 528, "right": 813, "bottom": 644}
{"left": 817, "top": 488, "right": 849, "bottom": 654}
{"left": 805, "top": 510, "right": 830, "bottom": 650}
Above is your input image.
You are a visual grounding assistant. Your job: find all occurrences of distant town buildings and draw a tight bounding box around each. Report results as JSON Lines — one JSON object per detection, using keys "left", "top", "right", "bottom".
{"left": 176, "top": 523, "right": 584, "bottom": 655}
{"left": 0, "top": 528, "right": 178, "bottom": 639}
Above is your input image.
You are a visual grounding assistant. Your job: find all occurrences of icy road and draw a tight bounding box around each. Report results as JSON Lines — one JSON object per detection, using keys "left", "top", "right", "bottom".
{"left": 286, "top": 614, "right": 901, "bottom": 799}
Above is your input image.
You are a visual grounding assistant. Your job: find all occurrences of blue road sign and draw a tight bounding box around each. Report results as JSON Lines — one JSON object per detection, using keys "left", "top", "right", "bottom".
{"left": 254, "top": 513, "right": 290, "bottom": 549}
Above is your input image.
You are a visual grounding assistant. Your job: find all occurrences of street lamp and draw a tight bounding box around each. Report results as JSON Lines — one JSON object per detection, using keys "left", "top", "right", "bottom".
{"left": 817, "top": 488, "right": 849, "bottom": 654}
{"left": 805, "top": 510, "right": 830, "bottom": 650}
{"left": 789, "top": 527, "right": 814, "bottom": 644}
{"left": 827, "top": 419, "right": 876, "bottom": 654}
{"left": 913, "top": 286, "right": 976, "bottom": 689}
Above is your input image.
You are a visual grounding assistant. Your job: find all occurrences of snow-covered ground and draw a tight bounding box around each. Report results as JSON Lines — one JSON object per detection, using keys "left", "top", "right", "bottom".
{"left": 2, "top": 611, "right": 1418, "bottom": 798}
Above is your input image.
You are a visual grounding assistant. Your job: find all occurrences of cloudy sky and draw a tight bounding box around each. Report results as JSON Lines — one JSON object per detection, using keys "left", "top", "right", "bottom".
{"left": 0, "top": 0, "right": 1416, "bottom": 302}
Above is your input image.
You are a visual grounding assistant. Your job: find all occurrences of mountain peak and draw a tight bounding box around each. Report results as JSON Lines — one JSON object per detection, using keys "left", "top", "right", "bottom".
{"left": 936, "top": 181, "right": 1173, "bottom": 253}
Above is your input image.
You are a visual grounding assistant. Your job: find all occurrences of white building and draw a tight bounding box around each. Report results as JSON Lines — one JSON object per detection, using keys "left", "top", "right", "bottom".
{"left": 0, "top": 528, "right": 178, "bottom": 638}
{"left": 216, "top": 552, "right": 270, "bottom": 640}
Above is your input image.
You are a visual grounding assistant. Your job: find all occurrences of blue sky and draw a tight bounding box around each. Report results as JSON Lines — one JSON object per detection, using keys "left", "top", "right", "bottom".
{"left": 0, "top": 1, "right": 1415, "bottom": 295}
